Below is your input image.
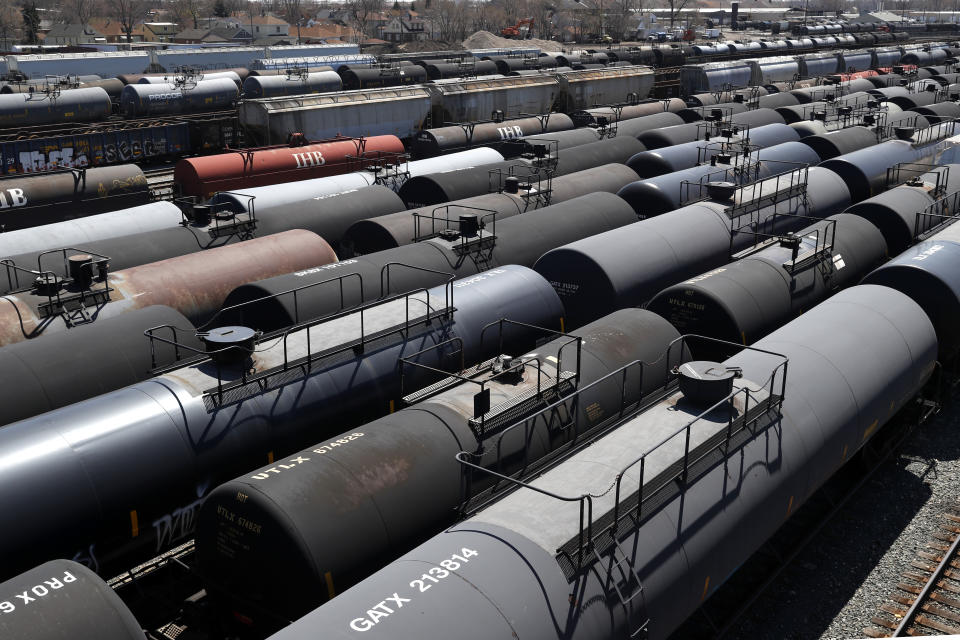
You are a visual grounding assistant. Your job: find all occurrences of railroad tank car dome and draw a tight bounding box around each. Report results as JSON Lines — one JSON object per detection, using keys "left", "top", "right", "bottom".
{"left": 614, "top": 111, "right": 687, "bottom": 140}
{"left": 241, "top": 71, "right": 342, "bottom": 99}
{"left": 545, "top": 166, "right": 851, "bottom": 326}
{"left": 0, "top": 305, "right": 201, "bottom": 426}
{"left": 196, "top": 307, "right": 687, "bottom": 629}
{"left": 341, "top": 163, "right": 640, "bottom": 255}
{"left": 0, "top": 164, "right": 149, "bottom": 231}
{"left": 861, "top": 227, "right": 960, "bottom": 359}
{"left": 0, "top": 201, "right": 182, "bottom": 261}
{"left": 645, "top": 213, "right": 888, "bottom": 347}
{"left": 0, "top": 560, "right": 144, "bottom": 640}
{"left": 798, "top": 125, "right": 878, "bottom": 160}
{"left": 174, "top": 135, "right": 405, "bottom": 198}
{"left": 626, "top": 123, "right": 800, "bottom": 179}
{"left": 819, "top": 137, "right": 954, "bottom": 202}
{"left": 222, "top": 192, "right": 637, "bottom": 333}
{"left": 843, "top": 164, "right": 960, "bottom": 254}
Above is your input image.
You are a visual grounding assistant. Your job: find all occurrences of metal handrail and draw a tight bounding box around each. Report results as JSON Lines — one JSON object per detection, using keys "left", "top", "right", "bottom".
{"left": 456, "top": 334, "right": 787, "bottom": 573}
{"left": 412, "top": 204, "right": 500, "bottom": 243}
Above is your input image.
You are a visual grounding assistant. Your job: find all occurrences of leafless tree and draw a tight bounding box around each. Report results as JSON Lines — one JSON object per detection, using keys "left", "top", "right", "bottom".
{"left": 0, "top": 0, "right": 20, "bottom": 48}
{"left": 280, "top": 0, "right": 302, "bottom": 30}
{"left": 170, "top": 0, "right": 201, "bottom": 28}
{"left": 426, "top": 0, "right": 468, "bottom": 41}
{"left": 64, "top": 0, "right": 99, "bottom": 24}
{"left": 114, "top": 0, "right": 153, "bottom": 42}
{"left": 346, "top": 0, "right": 383, "bottom": 44}
{"left": 666, "top": 0, "right": 689, "bottom": 27}
{"left": 608, "top": 0, "right": 639, "bottom": 40}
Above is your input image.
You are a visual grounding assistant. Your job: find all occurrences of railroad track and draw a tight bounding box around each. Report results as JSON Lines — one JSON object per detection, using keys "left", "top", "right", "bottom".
{"left": 865, "top": 502, "right": 960, "bottom": 637}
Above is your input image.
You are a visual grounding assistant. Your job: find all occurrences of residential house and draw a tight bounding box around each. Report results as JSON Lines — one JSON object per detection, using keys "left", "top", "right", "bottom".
{"left": 143, "top": 22, "right": 179, "bottom": 42}
{"left": 87, "top": 18, "right": 146, "bottom": 43}
{"left": 382, "top": 15, "right": 426, "bottom": 42}
{"left": 43, "top": 23, "right": 103, "bottom": 45}
{"left": 250, "top": 14, "right": 290, "bottom": 38}
{"left": 173, "top": 24, "right": 252, "bottom": 44}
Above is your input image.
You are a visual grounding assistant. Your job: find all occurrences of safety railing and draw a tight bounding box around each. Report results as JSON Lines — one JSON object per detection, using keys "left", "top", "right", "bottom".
{"left": 457, "top": 334, "right": 787, "bottom": 573}
{"left": 1, "top": 246, "right": 111, "bottom": 310}
{"left": 886, "top": 162, "right": 950, "bottom": 195}
{"left": 398, "top": 318, "right": 581, "bottom": 439}
{"left": 146, "top": 269, "right": 455, "bottom": 404}
{"left": 694, "top": 133, "right": 757, "bottom": 166}
{"left": 914, "top": 188, "right": 960, "bottom": 240}
{"left": 731, "top": 212, "right": 837, "bottom": 265}
{"left": 412, "top": 204, "right": 499, "bottom": 246}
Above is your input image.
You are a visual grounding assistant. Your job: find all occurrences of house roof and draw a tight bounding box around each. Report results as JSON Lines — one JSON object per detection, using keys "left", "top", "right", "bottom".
{"left": 87, "top": 19, "right": 146, "bottom": 38}
{"left": 46, "top": 23, "right": 102, "bottom": 38}
{"left": 251, "top": 14, "right": 289, "bottom": 25}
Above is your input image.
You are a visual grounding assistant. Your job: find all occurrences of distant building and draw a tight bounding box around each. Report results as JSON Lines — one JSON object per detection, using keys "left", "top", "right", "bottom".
{"left": 43, "top": 23, "right": 103, "bottom": 45}
{"left": 250, "top": 14, "right": 290, "bottom": 38}
{"left": 143, "top": 22, "right": 179, "bottom": 42}
{"left": 382, "top": 15, "right": 425, "bottom": 42}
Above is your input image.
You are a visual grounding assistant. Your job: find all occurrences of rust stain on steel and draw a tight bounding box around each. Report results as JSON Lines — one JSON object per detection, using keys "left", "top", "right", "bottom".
{"left": 110, "top": 229, "right": 337, "bottom": 325}
{"left": 0, "top": 229, "right": 337, "bottom": 346}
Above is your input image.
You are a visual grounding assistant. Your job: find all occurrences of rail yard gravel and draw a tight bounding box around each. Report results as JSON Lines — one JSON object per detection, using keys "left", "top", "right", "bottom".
{"left": 726, "top": 389, "right": 960, "bottom": 640}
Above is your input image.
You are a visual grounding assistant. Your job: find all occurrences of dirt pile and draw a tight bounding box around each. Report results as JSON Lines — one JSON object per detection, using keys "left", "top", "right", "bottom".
{"left": 462, "top": 30, "right": 564, "bottom": 53}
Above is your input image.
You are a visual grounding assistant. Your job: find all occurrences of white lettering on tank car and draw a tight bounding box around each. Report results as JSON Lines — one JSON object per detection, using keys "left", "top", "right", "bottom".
{"left": 348, "top": 548, "right": 478, "bottom": 632}
{"left": 549, "top": 281, "right": 579, "bottom": 296}
{"left": 496, "top": 126, "right": 524, "bottom": 140}
{"left": 912, "top": 244, "right": 943, "bottom": 261}
{"left": 0, "top": 188, "right": 27, "bottom": 209}
{"left": 684, "top": 267, "right": 727, "bottom": 285}
{"left": 293, "top": 151, "right": 326, "bottom": 169}
{"left": 452, "top": 269, "right": 508, "bottom": 288}
{"left": 832, "top": 253, "right": 845, "bottom": 270}
{"left": 0, "top": 570, "right": 76, "bottom": 615}
{"left": 295, "top": 259, "right": 359, "bottom": 277}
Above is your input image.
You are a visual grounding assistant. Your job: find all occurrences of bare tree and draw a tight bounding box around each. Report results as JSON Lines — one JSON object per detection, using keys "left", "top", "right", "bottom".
{"left": 114, "top": 0, "right": 152, "bottom": 43}
{"left": 608, "top": 0, "right": 639, "bottom": 40}
{"left": 170, "top": 0, "right": 201, "bottom": 28}
{"left": 0, "top": 0, "right": 20, "bottom": 48}
{"left": 280, "top": 0, "right": 302, "bottom": 38}
{"left": 64, "top": 0, "right": 99, "bottom": 24}
{"left": 346, "top": 0, "right": 383, "bottom": 44}
{"left": 666, "top": 0, "right": 689, "bottom": 27}
{"left": 426, "top": 0, "right": 468, "bottom": 41}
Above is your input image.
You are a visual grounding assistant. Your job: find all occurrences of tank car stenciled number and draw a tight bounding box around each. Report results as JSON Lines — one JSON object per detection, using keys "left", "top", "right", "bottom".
{"left": 348, "top": 549, "right": 478, "bottom": 632}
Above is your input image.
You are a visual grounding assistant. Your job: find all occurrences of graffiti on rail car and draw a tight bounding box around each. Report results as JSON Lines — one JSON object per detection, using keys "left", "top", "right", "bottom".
{"left": 0, "top": 123, "right": 192, "bottom": 174}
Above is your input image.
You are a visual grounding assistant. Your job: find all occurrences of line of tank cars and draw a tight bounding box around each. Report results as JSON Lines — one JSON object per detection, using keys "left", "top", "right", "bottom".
{"left": 1, "top": 35, "right": 960, "bottom": 640}
{"left": 0, "top": 29, "right": 951, "bottom": 174}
